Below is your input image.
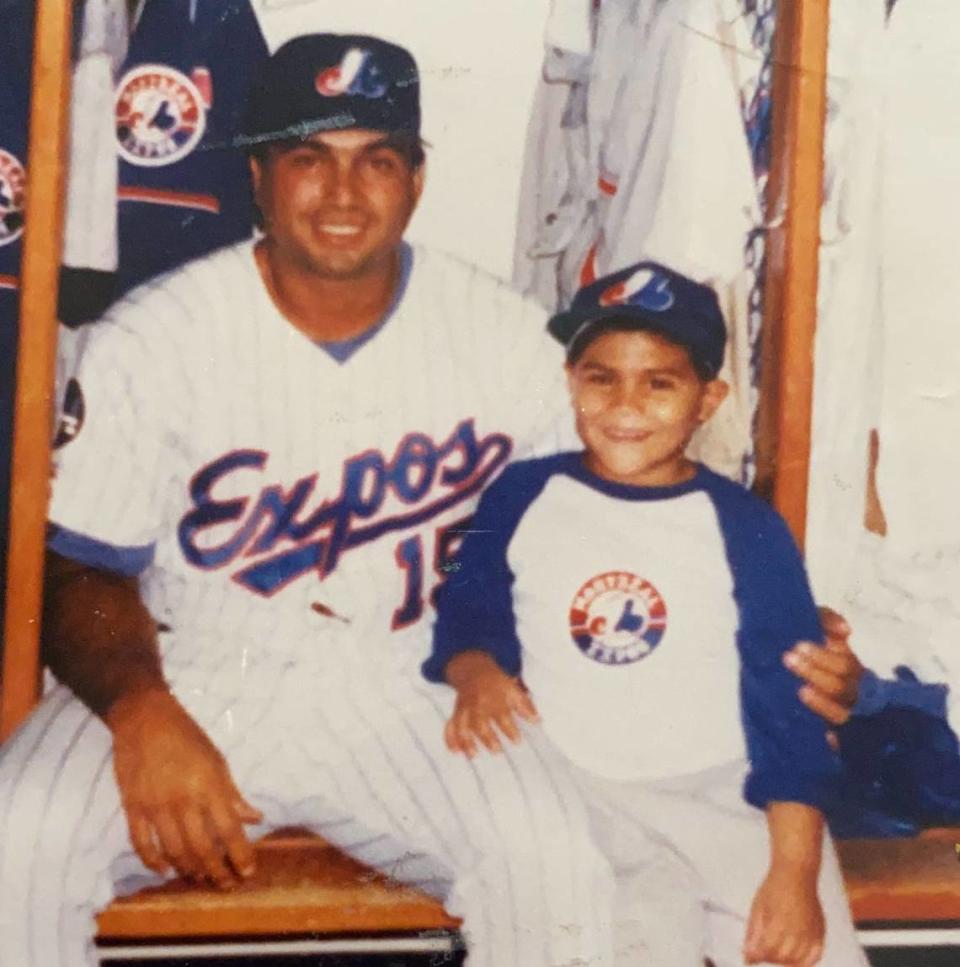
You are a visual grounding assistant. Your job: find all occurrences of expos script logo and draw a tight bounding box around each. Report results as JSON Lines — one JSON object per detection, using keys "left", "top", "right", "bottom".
{"left": 599, "top": 267, "right": 675, "bottom": 313}
{"left": 178, "top": 420, "right": 511, "bottom": 596}
{"left": 315, "top": 48, "right": 388, "bottom": 99}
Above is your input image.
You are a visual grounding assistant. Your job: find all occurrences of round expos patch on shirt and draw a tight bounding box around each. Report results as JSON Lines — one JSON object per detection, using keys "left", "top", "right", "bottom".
{"left": 115, "top": 64, "right": 207, "bottom": 167}
{"left": 0, "top": 148, "right": 26, "bottom": 247}
{"left": 569, "top": 570, "right": 667, "bottom": 665}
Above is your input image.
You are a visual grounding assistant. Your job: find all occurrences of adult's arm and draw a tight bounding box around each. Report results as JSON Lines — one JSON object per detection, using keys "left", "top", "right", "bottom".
{"left": 786, "top": 605, "right": 951, "bottom": 727}
{"left": 42, "top": 550, "right": 261, "bottom": 887}
{"left": 785, "top": 608, "right": 865, "bottom": 726}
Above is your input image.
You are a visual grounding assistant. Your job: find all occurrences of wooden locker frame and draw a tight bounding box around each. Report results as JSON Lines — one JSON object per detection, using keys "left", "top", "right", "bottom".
{"left": 754, "top": 0, "right": 831, "bottom": 546}
{"left": 0, "top": 0, "right": 73, "bottom": 741}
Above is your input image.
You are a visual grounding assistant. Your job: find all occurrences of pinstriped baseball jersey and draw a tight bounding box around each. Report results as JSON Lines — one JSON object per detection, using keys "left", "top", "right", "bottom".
{"left": 48, "top": 240, "right": 572, "bottom": 670}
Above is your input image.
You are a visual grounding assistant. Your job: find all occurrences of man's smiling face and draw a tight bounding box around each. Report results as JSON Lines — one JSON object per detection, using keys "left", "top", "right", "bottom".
{"left": 251, "top": 128, "right": 423, "bottom": 281}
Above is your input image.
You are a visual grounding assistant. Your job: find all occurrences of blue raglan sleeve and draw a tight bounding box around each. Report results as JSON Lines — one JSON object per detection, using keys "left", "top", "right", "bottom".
{"left": 422, "top": 459, "right": 556, "bottom": 684}
{"left": 708, "top": 477, "right": 841, "bottom": 812}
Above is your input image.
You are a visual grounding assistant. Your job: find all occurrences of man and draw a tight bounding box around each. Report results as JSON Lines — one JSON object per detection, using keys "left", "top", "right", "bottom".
{"left": 0, "top": 33, "right": 861, "bottom": 967}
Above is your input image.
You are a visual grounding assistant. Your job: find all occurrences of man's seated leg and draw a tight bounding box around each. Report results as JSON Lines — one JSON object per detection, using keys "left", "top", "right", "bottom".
{"left": 0, "top": 687, "right": 145, "bottom": 967}
{"left": 0, "top": 661, "right": 282, "bottom": 967}
{"left": 284, "top": 674, "right": 618, "bottom": 967}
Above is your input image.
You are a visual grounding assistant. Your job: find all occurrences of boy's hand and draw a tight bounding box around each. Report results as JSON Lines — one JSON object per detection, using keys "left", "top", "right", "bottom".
{"left": 744, "top": 866, "right": 825, "bottom": 967}
{"left": 443, "top": 651, "right": 540, "bottom": 757}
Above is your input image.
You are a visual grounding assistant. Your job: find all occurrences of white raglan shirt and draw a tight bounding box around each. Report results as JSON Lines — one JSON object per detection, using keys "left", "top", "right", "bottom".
{"left": 427, "top": 456, "right": 839, "bottom": 807}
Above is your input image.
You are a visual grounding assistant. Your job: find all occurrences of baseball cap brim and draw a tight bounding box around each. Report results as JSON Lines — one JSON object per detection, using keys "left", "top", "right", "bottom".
{"left": 548, "top": 305, "right": 722, "bottom": 377}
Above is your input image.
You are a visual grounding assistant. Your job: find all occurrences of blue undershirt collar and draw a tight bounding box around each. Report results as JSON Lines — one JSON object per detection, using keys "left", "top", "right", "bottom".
{"left": 315, "top": 243, "right": 414, "bottom": 364}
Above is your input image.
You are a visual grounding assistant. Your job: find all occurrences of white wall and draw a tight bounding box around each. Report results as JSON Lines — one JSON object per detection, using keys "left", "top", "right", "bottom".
{"left": 876, "top": 0, "right": 960, "bottom": 557}
{"left": 253, "top": 0, "right": 553, "bottom": 281}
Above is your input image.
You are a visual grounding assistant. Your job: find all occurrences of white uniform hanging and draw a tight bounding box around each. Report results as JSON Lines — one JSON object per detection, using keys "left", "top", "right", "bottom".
{"left": 513, "top": 0, "right": 763, "bottom": 481}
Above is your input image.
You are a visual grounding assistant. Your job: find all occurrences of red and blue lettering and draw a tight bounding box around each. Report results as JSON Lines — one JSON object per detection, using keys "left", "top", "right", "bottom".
{"left": 178, "top": 420, "right": 512, "bottom": 597}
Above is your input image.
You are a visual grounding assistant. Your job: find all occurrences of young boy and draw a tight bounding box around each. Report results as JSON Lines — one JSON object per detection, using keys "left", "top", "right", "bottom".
{"left": 423, "top": 262, "right": 867, "bottom": 966}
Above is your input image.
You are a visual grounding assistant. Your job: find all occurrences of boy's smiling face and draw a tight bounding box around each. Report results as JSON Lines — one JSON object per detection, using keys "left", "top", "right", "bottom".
{"left": 566, "top": 328, "right": 728, "bottom": 488}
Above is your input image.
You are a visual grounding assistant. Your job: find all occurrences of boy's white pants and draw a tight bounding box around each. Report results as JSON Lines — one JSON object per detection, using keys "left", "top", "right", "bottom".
{"left": 568, "top": 759, "right": 869, "bottom": 967}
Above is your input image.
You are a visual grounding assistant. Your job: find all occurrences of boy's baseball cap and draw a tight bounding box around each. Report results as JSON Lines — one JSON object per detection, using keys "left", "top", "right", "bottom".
{"left": 548, "top": 260, "right": 726, "bottom": 378}
{"left": 241, "top": 34, "right": 420, "bottom": 148}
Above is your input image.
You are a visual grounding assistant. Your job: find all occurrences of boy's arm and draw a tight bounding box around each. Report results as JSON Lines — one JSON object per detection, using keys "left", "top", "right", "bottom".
{"left": 708, "top": 480, "right": 835, "bottom": 965}
{"left": 424, "top": 461, "right": 558, "bottom": 753}
{"left": 423, "top": 461, "right": 552, "bottom": 683}
{"left": 444, "top": 650, "right": 540, "bottom": 756}
{"left": 744, "top": 802, "right": 825, "bottom": 966}
{"left": 729, "top": 501, "right": 842, "bottom": 812}
{"left": 765, "top": 802, "right": 823, "bottom": 878}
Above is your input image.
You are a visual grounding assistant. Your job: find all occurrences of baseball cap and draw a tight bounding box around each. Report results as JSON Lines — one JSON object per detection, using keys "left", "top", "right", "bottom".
{"left": 240, "top": 34, "right": 420, "bottom": 148}
{"left": 548, "top": 261, "right": 726, "bottom": 378}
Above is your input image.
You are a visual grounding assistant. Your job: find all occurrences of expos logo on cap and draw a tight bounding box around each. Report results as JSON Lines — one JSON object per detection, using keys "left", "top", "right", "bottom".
{"left": 599, "top": 266, "right": 675, "bottom": 313}
{"left": 547, "top": 259, "right": 727, "bottom": 378}
{"left": 315, "top": 47, "right": 388, "bottom": 100}
{"left": 241, "top": 34, "right": 421, "bottom": 148}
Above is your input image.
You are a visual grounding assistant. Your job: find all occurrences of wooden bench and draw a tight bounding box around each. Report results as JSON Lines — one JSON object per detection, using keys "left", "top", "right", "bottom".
{"left": 95, "top": 829, "right": 461, "bottom": 961}
{"left": 95, "top": 828, "right": 960, "bottom": 960}
{"left": 839, "top": 827, "right": 960, "bottom": 923}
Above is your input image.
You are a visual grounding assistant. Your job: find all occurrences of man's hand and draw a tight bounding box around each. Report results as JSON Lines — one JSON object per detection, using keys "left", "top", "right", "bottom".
{"left": 443, "top": 651, "right": 539, "bottom": 758}
{"left": 107, "top": 688, "right": 263, "bottom": 889}
{"left": 744, "top": 865, "right": 825, "bottom": 966}
{"left": 783, "top": 608, "right": 864, "bottom": 726}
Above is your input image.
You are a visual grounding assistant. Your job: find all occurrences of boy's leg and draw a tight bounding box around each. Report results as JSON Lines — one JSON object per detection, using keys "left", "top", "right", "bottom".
{"left": 607, "top": 847, "right": 708, "bottom": 965}
{"left": 285, "top": 673, "right": 618, "bottom": 967}
{"left": 568, "top": 766, "right": 709, "bottom": 966}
